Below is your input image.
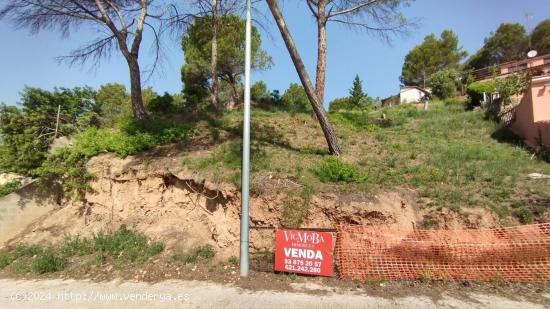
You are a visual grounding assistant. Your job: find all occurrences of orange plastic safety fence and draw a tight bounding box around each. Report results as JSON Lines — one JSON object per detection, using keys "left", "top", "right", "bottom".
{"left": 335, "top": 224, "right": 550, "bottom": 282}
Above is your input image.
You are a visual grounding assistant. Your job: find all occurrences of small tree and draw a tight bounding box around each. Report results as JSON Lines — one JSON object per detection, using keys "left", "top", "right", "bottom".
{"left": 429, "top": 69, "right": 460, "bottom": 99}
{"left": 349, "top": 75, "right": 365, "bottom": 107}
{"left": 281, "top": 83, "right": 310, "bottom": 112}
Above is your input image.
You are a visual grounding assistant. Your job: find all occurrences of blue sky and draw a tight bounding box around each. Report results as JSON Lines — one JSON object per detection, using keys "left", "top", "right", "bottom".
{"left": 0, "top": 0, "right": 549, "bottom": 108}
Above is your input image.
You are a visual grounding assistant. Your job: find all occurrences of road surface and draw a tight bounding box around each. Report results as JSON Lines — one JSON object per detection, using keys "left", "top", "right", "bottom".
{"left": 0, "top": 278, "right": 548, "bottom": 308}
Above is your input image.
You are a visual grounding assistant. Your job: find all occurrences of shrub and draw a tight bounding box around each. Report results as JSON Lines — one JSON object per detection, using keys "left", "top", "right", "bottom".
{"left": 32, "top": 249, "right": 67, "bottom": 274}
{"left": 93, "top": 225, "right": 164, "bottom": 265}
{"left": 146, "top": 92, "right": 178, "bottom": 114}
{"left": 429, "top": 69, "right": 460, "bottom": 99}
{"left": 0, "top": 180, "right": 21, "bottom": 197}
{"left": 0, "top": 251, "right": 14, "bottom": 269}
{"left": 314, "top": 157, "right": 360, "bottom": 183}
{"left": 467, "top": 81, "right": 494, "bottom": 106}
{"left": 36, "top": 120, "right": 193, "bottom": 198}
{"left": 514, "top": 208, "right": 534, "bottom": 224}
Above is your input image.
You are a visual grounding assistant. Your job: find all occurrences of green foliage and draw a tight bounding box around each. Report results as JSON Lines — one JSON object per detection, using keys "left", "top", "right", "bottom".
{"left": 0, "top": 87, "right": 99, "bottom": 175}
{"left": 36, "top": 119, "right": 193, "bottom": 198}
{"left": 467, "top": 81, "right": 494, "bottom": 106}
{"left": 96, "top": 83, "right": 131, "bottom": 125}
{"left": 514, "top": 208, "right": 534, "bottom": 224}
{"left": 0, "top": 226, "right": 164, "bottom": 273}
{"left": 0, "top": 180, "right": 21, "bottom": 197}
{"left": 281, "top": 83, "right": 310, "bottom": 112}
{"left": 228, "top": 256, "right": 239, "bottom": 266}
{"left": 93, "top": 225, "right": 165, "bottom": 266}
{"left": 401, "top": 30, "right": 467, "bottom": 86}
{"left": 465, "top": 23, "right": 529, "bottom": 70}
{"left": 314, "top": 157, "right": 360, "bottom": 183}
{"left": 421, "top": 215, "right": 438, "bottom": 229}
{"left": 146, "top": 92, "right": 179, "bottom": 114}
{"left": 493, "top": 74, "right": 530, "bottom": 105}
{"left": 429, "top": 69, "right": 460, "bottom": 99}
{"left": 32, "top": 249, "right": 67, "bottom": 274}
{"left": 172, "top": 244, "right": 215, "bottom": 264}
{"left": 329, "top": 97, "right": 352, "bottom": 112}
{"left": 181, "top": 14, "right": 272, "bottom": 110}
{"left": 329, "top": 75, "right": 376, "bottom": 111}
{"left": 349, "top": 74, "right": 365, "bottom": 106}
{"left": 532, "top": 19, "right": 550, "bottom": 55}
{"left": 251, "top": 81, "right": 274, "bottom": 107}
{"left": 0, "top": 251, "right": 13, "bottom": 269}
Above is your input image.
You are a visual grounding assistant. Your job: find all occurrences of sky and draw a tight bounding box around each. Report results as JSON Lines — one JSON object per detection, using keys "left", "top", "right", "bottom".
{"left": 0, "top": 0, "right": 549, "bottom": 109}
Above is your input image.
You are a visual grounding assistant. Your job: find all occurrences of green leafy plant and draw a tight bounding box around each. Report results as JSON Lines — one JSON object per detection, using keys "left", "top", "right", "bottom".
{"left": 314, "top": 157, "right": 360, "bottom": 183}
{"left": 32, "top": 249, "right": 67, "bottom": 274}
{"left": 467, "top": 81, "right": 494, "bottom": 106}
{"left": 0, "top": 180, "right": 21, "bottom": 197}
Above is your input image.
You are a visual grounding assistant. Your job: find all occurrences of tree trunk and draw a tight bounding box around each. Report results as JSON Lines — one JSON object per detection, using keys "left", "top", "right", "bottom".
{"left": 210, "top": 0, "right": 219, "bottom": 110}
{"left": 266, "top": 0, "right": 341, "bottom": 155}
{"left": 315, "top": 2, "right": 327, "bottom": 105}
{"left": 126, "top": 57, "right": 148, "bottom": 121}
{"left": 227, "top": 74, "right": 239, "bottom": 110}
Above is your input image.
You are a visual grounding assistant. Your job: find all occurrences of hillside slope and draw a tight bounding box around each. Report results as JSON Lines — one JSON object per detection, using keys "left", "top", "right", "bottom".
{"left": 5, "top": 102, "right": 549, "bottom": 258}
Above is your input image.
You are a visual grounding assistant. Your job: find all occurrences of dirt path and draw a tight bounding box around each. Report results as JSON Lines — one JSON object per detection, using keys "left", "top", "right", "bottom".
{"left": 0, "top": 278, "right": 548, "bottom": 309}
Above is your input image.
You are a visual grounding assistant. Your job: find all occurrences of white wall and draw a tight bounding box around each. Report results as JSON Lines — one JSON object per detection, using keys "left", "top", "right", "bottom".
{"left": 400, "top": 88, "right": 425, "bottom": 104}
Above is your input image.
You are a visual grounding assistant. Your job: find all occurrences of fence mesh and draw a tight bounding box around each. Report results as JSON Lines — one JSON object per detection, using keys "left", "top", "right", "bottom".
{"left": 335, "top": 223, "right": 550, "bottom": 282}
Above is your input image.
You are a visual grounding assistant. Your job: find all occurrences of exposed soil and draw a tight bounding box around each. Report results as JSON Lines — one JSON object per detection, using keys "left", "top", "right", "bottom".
{"left": 3, "top": 146, "right": 501, "bottom": 259}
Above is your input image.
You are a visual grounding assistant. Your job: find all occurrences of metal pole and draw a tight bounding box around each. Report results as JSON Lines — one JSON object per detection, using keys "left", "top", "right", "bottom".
{"left": 240, "top": 0, "right": 252, "bottom": 277}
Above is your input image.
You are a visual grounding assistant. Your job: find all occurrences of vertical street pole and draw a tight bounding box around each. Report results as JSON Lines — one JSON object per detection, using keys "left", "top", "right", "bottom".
{"left": 240, "top": 0, "right": 252, "bottom": 277}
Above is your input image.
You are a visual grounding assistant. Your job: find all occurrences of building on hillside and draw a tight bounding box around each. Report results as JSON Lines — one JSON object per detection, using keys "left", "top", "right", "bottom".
{"left": 474, "top": 54, "right": 550, "bottom": 150}
{"left": 399, "top": 86, "right": 430, "bottom": 104}
{"left": 506, "top": 75, "right": 550, "bottom": 149}
{"left": 471, "top": 53, "right": 550, "bottom": 82}
{"left": 380, "top": 86, "right": 430, "bottom": 107}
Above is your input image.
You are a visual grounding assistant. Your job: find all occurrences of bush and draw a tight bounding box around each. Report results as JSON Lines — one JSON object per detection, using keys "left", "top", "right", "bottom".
{"left": 429, "top": 69, "right": 460, "bottom": 99}
{"left": 314, "top": 157, "right": 360, "bottom": 183}
{"left": 0, "top": 180, "right": 21, "bottom": 197}
{"left": 146, "top": 92, "right": 178, "bottom": 114}
{"left": 281, "top": 83, "right": 310, "bottom": 112}
{"left": 36, "top": 120, "right": 193, "bottom": 198}
{"left": 93, "top": 225, "right": 164, "bottom": 266}
{"left": 514, "top": 208, "right": 534, "bottom": 224}
{"left": 32, "top": 249, "right": 67, "bottom": 274}
{"left": 467, "top": 81, "right": 494, "bottom": 106}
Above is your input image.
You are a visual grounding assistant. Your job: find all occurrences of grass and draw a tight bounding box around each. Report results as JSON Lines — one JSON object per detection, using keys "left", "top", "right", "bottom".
{"left": 184, "top": 100, "right": 550, "bottom": 223}
{"left": 172, "top": 244, "right": 216, "bottom": 264}
{"left": 0, "top": 225, "right": 164, "bottom": 274}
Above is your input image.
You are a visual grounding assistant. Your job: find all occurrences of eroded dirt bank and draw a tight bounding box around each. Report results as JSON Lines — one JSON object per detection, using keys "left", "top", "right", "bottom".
{"left": 5, "top": 152, "right": 500, "bottom": 258}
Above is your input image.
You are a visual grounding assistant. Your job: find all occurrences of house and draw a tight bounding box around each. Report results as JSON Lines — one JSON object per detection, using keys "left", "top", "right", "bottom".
{"left": 474, "top": 54, "right": 550, "bottom": 150}
{"left": 399, "top": 86, "right": 430, "bottom": 104}
{"left": 507, "top": 75, "right": 550, "bottom": 149}
{"left": 471, "top": 53, "right": 550, "bottom": 82}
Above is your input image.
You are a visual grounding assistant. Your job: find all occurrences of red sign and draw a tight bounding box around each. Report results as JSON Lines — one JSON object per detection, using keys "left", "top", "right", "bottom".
{"left": 274, "top": 229, "right": 333, "bottom": 276}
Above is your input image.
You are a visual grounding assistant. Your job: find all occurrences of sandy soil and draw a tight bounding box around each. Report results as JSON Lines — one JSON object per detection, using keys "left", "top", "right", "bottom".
{"left": 1, "top": 278, "right": 548, "bottom": 309}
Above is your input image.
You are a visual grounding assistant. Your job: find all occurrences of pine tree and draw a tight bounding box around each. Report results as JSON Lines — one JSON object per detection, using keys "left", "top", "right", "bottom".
{"left": 349, "top": 75, "right": 365, "bottom": 106}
